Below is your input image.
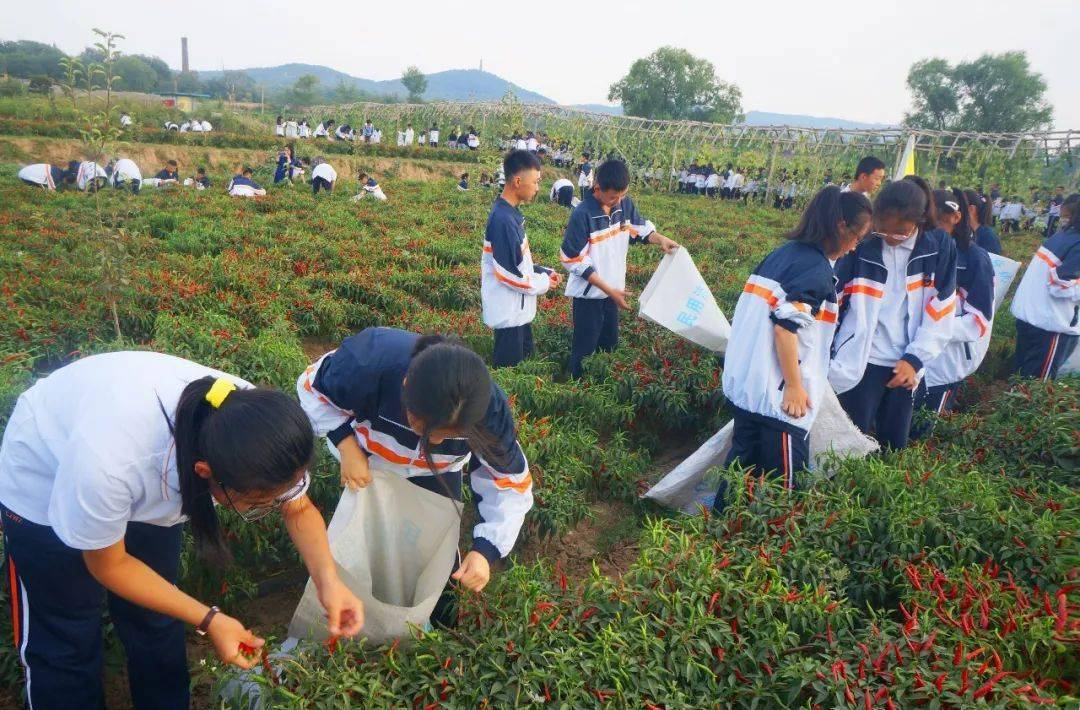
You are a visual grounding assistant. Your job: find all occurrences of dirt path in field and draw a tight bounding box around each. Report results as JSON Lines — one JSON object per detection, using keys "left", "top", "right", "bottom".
{"left": 0, "top": 136, "right": 484, "bottom": 183}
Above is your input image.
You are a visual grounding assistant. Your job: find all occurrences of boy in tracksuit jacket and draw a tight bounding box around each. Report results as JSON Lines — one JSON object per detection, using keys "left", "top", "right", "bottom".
{"left": 482, "top": 150, "right": 561, "bottom": 367}
{"left": 1011, "top": 193, "right": 1080, "bottom": 380}
{"left": 715, "top": 186, "right": 871, "bottom": 514}
{"left": 830, "top": 177, "right": 957, "bottom": 450}
{"left": 912, "top": 191, "right": 996, "bottom": 436}
{"left": 560, "top": 159, "right": 680, "bottom": 378}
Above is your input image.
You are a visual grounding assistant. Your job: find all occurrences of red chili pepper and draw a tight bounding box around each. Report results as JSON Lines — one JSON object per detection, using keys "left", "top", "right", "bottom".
{"left": 543, "top": 684, "right": 551, "bottom": 702}
{"left": 238, "top": 642, "right": 258, "bottom": 657}
{"left": 825, "top": 602, "right": 839, "bottom": 613}
{"left": 760, "top": 662, "right": 774, "bottom": 677}
{"left": 857, "top": 659, "right": 866, "bottom": 680}
{"left": 734, "top": 669, "right": 750, "bottom": 684}
{"left": 582, "top": 607, "right": 597, "bottom": 620}
{"left": 844, "top": 686, "right": 856, "bottom": 705}
{"left": 506, "top": 640, "right": 515, "bottom": 653}
{"left": 857, "top": 643, "right": 870, "bottom": 657}
{"left": 1056, "top": 591, "right": 1068, "bottom": 633}
{"left": 823, "top": 512, "right": 839, "bottom": 530}
{"left": 529, "top": 612, "right": 539, "bottom": 626}
{"left": 874, "top": 687, "right": 888, "bottom": 703}
{"left": 547, "top": 614, "right": 563, "bottom": 630}
{"left": 535, "top": 601, "right": 556, "bottom": 613}
{"left": 826, "top": 622, "right": 834, "bottom": 646}
{"left": 933, "top": 673, "right": 945, "bottom": 692}
{"left": 863, "top": 688, "right": 872, "bottom": 710}
{"left": 717, "top": 555, "right": 732, "bottom": 570}
{"left": 893, "top": 644, "right": 903, "bottom": 667}
{"left": 966, "top": 647, "right": 985, "bottom": 661}
{"left": 885, "top": 698, "right": 896, "bottom": 710}
{"left": 991, "top": 650, "right": 1002, "bottom": 671}
{"left": 443, "top": 656, "right": 452, "bottom": 670}
{"left": 713, "top": 646, "right": 725, "bottom": 663}
{"left": 325, "top": 635, "right": 340, "bottom": 655}
{"left": 960, "top": 668, "right": 969, "bottom": 695}
{"left": 913, "top": 672, "right": 925, "bottom": 689}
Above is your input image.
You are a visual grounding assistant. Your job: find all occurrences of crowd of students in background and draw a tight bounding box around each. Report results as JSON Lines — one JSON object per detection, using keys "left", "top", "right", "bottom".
{"left": 478, "top": 149, "right": 1080, "bottom": 494}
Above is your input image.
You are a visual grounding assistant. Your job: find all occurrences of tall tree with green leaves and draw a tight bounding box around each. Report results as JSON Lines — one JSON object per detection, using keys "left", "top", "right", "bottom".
{"left": 608, "top": 47, "right": 743, "bottom": 123}
{"left": 903, "top": 51, "right": 1053, "bottom": 133}
{"left": 289, "top": 74, "right": 320, "bottom": 106}
{"left": 402, "top": 66, "right": 427, "bottom": 103}
{"left": 334, "top": 78, "right": 361, "bottom": 104}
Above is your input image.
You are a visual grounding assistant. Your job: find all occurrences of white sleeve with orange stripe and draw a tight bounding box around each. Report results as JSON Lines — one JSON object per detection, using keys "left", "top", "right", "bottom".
{"left": 296, "top": 353, "right": 353, "bottom": 438}
{"left": 469, "top": 448, "right": 533, "bottom": 559}
{"left": 486, "top": 240, "right": 552, "bottom": 296}
{"left": 905, "top": 237, "right": 958, "bottom": 369}
{"left": 1039, "top": 247, "right": 1080, "bottom": 301}
{"left": 952, "top": 290, "right": 992, "bottom": 343}
{"left": 559, "top": 211, "right": 595, "bottom": 278}
{"left": 744, "top": 274, "right": 815, "bottom": 329}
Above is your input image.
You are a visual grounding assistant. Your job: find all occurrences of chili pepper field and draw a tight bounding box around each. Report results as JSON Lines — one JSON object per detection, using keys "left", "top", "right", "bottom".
{"left": 0, "top": 141, "right": 1076, "bottom": 707}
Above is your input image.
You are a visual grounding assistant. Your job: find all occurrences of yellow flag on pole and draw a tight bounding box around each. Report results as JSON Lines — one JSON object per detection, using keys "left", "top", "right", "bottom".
{"left": 894, "top": 134, "right": 917, "bottom": 181}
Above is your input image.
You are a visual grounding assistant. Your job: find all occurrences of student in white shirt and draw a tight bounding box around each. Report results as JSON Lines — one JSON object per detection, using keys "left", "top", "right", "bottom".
{"left": 705, "top": 170, "right": 721, "bottom": 198}
{"left": 843, "top": 156, "right": 886, "bottom": 197}
{"left": 109, "top": 157, "right": 143, "bottom": 194}
{"left": 189, "top": 119, "right": 204, "bottom": 133}
{"left": 353, "top": 172, "right": 387, "bottom": 201}
{"left": 550, "top": 177, "right": 576, "bottom": 207}
{"left": 298, "top": 120, "right": 311, "bottom": 139}
{"left": 429, "top": 125, "right": 440, "bottom": 147}
{"left": 0, "top": 352, "right": 363, "bottom": 708}
{"left": 120, "top": 113, "right": 133, "bottom": 128}
{"left": 17, "top": 163, "right": 74, "bottom": 191}
{"left": 404, "top": 124, "right": 415, "bottom": 146}
{"left": 275, "top": 116, "right": 285, "bottom": 136}
{"left": 311, "top": 158, "right": 337, "bottom": 195}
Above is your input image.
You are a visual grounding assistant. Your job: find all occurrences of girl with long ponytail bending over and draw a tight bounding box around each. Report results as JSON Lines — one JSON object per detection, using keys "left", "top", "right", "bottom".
{"left": 0, "top": 351, "right": 363, "bottom": 710}
{"left": 298, "top": 327, "right": 534, "bottom": 627}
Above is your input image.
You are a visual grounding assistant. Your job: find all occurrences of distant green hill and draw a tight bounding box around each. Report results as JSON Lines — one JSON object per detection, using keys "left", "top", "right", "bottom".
{"left": 198, "top": 64, "right": 554, "bottom": 104}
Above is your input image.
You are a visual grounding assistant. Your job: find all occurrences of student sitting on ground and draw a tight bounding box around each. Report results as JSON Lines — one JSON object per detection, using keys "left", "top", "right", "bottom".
{"left": 1010, "top": 193, "right": 1080, "bottom": 380}
{"left": 109, "top": 157, "right": 142, "bottom": 194}
{"left": 314, "top": 120, "right": 333, "bottom": 139}
{"left": 560, "top": 159, "right": 680, "bottom": 378}
{"left": 17, "top": 162, "right": 74, "bottom": 190}
{"left": 458, "top": 173, "right": 469, "bottom": 191}
{"left": 714, "top": 186, "right": 871, "bottom": 513}
{"left": 227, "top": 166, "right": 266, "bottom": 197}
{"left": 482, "top": 150, "right": 561, "bottom": 368}
{"left": 352, "top": 172, "right": 387, "bottom": 201}
{"left": 311, "top": 158, "right": 337, "bottom": 195}
{"left": 155, "top": 160, "right": 180, "bottom": 184}
{"left": 480, "top": 172, "right": 493, "bottom": 189}
{"left": 550, "top": 177, "right": 576, "bottom": 207}
{"left": 120, "top": 113, "right": 132, "bottom": 128}
{"left": 830, "top": 176, "right": 957, "bottom": 451}
{"left": 183, "top": 166, "right": 211, "bottom": 190}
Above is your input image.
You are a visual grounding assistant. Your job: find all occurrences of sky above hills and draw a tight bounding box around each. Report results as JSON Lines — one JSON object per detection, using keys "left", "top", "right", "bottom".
{"left": 6, "top": 0, "right": 1079, "bottom": 129}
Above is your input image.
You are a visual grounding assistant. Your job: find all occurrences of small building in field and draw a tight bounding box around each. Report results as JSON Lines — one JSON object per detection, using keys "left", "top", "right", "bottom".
{"left": 162, "top": 91, "right": 210, "bottom": 113}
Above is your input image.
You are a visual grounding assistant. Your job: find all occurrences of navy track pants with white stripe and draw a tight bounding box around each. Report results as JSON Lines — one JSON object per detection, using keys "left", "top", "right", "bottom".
{"left": 711, "top": 409, "right": 807, "bottom": 515}
{"left": 1, "top": 505, "right": 188, "bottom": 710}
{"left": 910, "top": 381, "right": 962, "bottom": 441}
{"left": 1014, "top": 319, "right": 1078, "bottom": 381}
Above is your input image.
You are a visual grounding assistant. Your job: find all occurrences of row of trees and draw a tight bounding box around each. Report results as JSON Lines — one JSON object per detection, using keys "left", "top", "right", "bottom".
{"left": 607, "top": 47, "right": 1055, "bottom": 134}
{"left": 0, "top": 40, "right": 431, "bottom": 107}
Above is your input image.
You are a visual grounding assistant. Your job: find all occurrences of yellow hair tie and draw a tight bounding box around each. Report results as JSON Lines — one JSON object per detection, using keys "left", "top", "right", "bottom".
{"left": 205, "top": 378, "right": 237, "bottom": 409}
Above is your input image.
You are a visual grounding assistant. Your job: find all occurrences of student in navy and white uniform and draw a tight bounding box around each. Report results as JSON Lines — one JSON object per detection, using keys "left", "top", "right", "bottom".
{"left": 227, "top": 167, "right": 266, "bottom": 197}
{"left": 311, "top": 158, "right": 337, "bottom": 195}
{"left": 560, "top": 159, "right": 680, "bottom": 378}
{"left": 429, "top": 125, "right": 440, "bottom": 147}
{"left": 0, "top": 352, "right": 362, "bottom": 709}
{"left": 314, "top": 120, "right": 332, "bottom": 139}
{"left": 911, "top": 190, "right": 996, "bottom": 437}
{"left": 841, "top": 156, "right": 887, "bottom": 198}
{"left": 297, "top": 328, "right": 534, "bottom": 625}
{"left": 109, "top": 157, "right": 143, "bottom": 194}
{"left": 965, "top": 190, "right": 1002, "bottom": 255}
{"left": 829, "top": 176, "right": 958, "bottom": 450}
{"left": 1045, "top": 187, "right": 1065, "bottom": 238}
{"left": 577, "top": 154, "right": 593, "bottom": 202}
{"left": 17, "top": 163, "right": 72, "bottom": 190}
{"left": 74, "top": 161, "right": 109, "bottom": 192}
{"left": 184, "top": 166, "right": 211, "bottom": 190}
{"left": 457, "top": 172, "right": 469, "bottom": 191}
{"left": 274, "top": 145, "right": 296, "bottom": 184}
{"left": 550, "top": 177, "right": 576, "bottom": 208}
{"left": 1011, "top": 193, "right": 1080, "bottom": 380}
{"left": 155, "top": 160, "right": 180, "bottom": 184}
{"left": 275, "top": 116, "right": 285, "bottom": 136}
{"left": 335, "top": 123, "right": 354, "bottom": 141}
{"left": 715, "top": 187, "right": 871, "bottom": 513}
{"left": 482, "top": 151, "right": 561, "bottom": 367}
{"left": 352, "top": 172, "right": 388, "bottom": 202}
